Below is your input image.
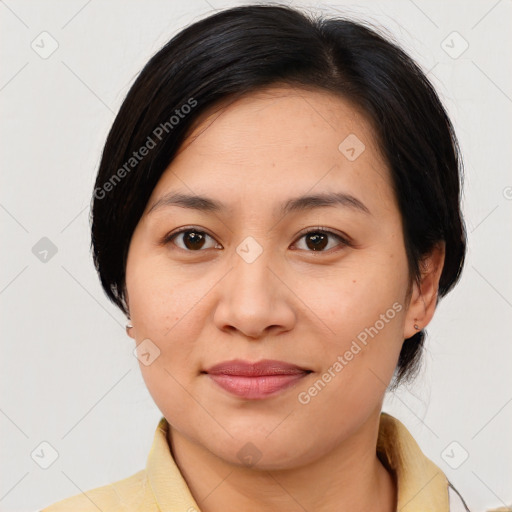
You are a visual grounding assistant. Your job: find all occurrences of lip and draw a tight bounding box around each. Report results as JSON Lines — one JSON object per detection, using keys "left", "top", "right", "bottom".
{"left": 203, "top": 359, "right": 311, "bottom": 400}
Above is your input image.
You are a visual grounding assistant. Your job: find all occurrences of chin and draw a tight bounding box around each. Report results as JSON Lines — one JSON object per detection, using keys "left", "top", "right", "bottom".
{"left": 202, "top": 429, "right": 322, "bottom": 471}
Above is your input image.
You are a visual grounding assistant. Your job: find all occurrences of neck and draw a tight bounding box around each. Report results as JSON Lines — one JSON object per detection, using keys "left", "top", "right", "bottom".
{"left": 167, "top": 410, "right": 397, "bottom": 512}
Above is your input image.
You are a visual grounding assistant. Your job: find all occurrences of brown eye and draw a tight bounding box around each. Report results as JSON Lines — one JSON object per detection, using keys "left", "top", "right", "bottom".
{"left": 165, "top": 228, "right": 221, "bottom": 251}
{"left": 293, "top": 228, "right": 350, "bottom": 253}
{"left": 304, "top": 232, "right": 329, "bottom": 251}
{"left": 180, "top": 230, "right": 207, "bottom": 250}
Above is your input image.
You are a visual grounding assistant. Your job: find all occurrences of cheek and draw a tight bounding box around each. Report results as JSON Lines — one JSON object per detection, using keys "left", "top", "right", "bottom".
{"left": 125, "top": 258, "right": 208, "bottom": 422}
{"left": 297, "top": 255, "right": 408, "bottom": 395}
{"left": 125, "top": 248, "right": 219, "bottom": 393}
{"left": 126, "top": 248, "right": 204, "bottom": 336}
{"left": 309, "top": 253, "right": 408, "bottom": 340}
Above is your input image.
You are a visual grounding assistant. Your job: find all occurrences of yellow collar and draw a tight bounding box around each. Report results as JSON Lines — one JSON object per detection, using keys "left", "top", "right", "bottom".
{"left": 146, "top": 412, "right": 450, "bottom": 511}
{"left": 41, "top": 411, "right": 452, "bottom": 510}
{"left": 377, "top": 412, "right": 449, "bottom": 511}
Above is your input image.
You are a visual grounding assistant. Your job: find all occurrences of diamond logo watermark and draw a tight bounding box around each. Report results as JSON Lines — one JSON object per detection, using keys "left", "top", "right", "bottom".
{"left": 441, "top": 441, "right": 469, "bottom": 469}
{"left": 338, "top": 134, "right": 365, "bottom": 161}
{"left": 133, "top": 338, "right": 161, "bottom": 366}
{"left": 31, "top": 441, "right": 59, "bottom": 469}
{"left": 236, "top": 236, "right": 263, "bottom": 264}
{"left": 236, "top": 442, "right": 262, "bottom": 467}
{"left": 32, "top": 237, "right": 58, "bottom": 263}
{"left": 31, "top": 31, "right": 59, "bottom": 59}
{"left": 441, "top": 31, "right": 469, "bottom": 59}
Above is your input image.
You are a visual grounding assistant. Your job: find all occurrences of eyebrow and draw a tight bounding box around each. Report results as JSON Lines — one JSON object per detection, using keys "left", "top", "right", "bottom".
{"left": 147, "top": 191, "right": 371, "bottom": 217}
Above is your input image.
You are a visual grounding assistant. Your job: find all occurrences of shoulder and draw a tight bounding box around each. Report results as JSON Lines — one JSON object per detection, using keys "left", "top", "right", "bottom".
{"left": 378, "top": 413, "right": 472, "bottom": 511}
{"left": 39, "top": 469, "right": 155, "bottom": 512}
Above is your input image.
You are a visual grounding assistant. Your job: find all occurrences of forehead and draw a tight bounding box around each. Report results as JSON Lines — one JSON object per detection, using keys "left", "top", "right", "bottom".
{"left": 146, "top": 85, "right": 394, "bottom": 217}
{"left": 179, "top": 85, "right": 381, "bottom": 157}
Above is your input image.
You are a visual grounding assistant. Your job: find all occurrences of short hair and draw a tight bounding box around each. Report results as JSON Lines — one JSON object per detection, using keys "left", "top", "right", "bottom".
{"left": 90, "top": 4, "right": 466, "bottom": 387}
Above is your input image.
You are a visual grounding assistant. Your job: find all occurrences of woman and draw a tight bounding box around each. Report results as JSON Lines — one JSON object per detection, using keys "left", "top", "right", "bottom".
{"left": 42, "top": 4, "right": 470, "bottom": 511}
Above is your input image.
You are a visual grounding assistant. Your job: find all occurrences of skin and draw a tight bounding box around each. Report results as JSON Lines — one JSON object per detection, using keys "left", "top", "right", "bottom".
{"left": 125, "top": 85, "right": 445, "bottom": 512}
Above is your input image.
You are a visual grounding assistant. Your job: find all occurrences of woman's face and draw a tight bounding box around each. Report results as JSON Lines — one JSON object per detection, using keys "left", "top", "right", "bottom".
{"left": 125, "top": 86, "right": 424, "bottom": 469}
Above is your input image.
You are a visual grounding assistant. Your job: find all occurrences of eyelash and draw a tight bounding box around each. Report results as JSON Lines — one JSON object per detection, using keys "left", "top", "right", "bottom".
{"left": 161, "top": 225, "right": 352, "bottom": 254}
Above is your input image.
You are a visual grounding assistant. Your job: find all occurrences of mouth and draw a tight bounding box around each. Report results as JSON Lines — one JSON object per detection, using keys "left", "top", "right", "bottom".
{"left": 202, "top": 359, "right": 312, "bottom": 400}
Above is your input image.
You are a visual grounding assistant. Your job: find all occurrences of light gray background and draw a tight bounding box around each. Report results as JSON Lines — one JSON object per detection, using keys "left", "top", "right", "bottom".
{"left": 1, "top": 0, "right": 511, "bottom": 511}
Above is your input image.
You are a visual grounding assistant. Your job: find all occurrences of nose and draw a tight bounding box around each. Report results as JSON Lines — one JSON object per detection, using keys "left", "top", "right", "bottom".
{"left": 213, "top": 246, "right": 296, "bottom": 340}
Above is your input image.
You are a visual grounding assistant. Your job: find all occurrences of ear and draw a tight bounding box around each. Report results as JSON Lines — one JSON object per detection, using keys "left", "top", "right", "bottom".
{"left": 125, "top": 318, "right": 136, "bottom": 340}
{"left": 403, "top": 242, "right": 445, "bottom": 339}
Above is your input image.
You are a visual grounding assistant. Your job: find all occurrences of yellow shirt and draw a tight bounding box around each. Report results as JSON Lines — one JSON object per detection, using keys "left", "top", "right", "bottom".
{"left": 40, "top": 412, "right": 468, "bottom": 511}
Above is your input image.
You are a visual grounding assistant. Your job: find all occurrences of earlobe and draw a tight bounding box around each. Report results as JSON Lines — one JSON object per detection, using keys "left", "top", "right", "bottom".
{"left": 126, "top": 323, "right": 135, "bottom": 339}
{"left": 403, "top": 242, "right": 445, "bottom": 339}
